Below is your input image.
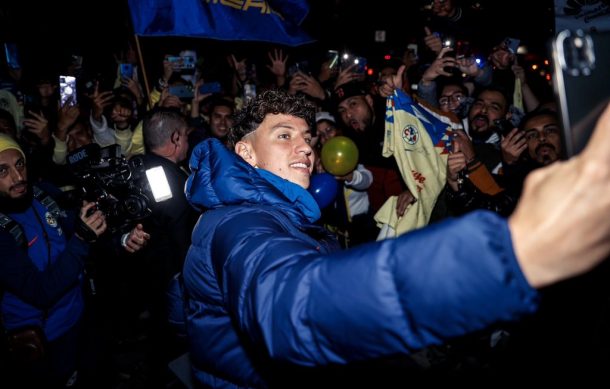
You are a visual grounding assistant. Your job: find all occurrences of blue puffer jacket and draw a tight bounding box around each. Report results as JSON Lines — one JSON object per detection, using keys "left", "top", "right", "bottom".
{"left": 183, "top": 139, "right": 539, "bottom": 388}
{"left": 1, "top": 193, "right": 86, "bottom": 341}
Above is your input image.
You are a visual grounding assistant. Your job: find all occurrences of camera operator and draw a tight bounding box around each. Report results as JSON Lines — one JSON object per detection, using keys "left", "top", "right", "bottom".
{"left": 128, "top": 108, "right": 198, "bottom": 380}
{"left": 0, "top": 134, "right": 149, "bottom": 388}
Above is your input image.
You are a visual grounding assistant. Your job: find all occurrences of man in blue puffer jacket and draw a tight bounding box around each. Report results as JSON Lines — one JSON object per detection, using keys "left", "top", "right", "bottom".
{"left": 0, "top": 134, "right": 149, "bottom": 387}
{"left": 182, "top": 89, "right": 610, "bottom": 387}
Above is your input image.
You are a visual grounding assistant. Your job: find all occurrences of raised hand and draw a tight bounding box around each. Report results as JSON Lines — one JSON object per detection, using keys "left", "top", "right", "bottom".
{"left": 500, "top": 128, "right": 527, "bottom": 165}
{"left": 266, "top": 48, "right": 288, "bottom": 78}
{"left": 424, "top": 26, "right": 443, "bottom": 54}
{"left": 22, "top": 110, "right": 50, "bottom": 144}
{"left": 378, "top": 65, "right": 406, "bottom": 98}
{"left": 90, "top": 82, "right": 114, "bottom": 121}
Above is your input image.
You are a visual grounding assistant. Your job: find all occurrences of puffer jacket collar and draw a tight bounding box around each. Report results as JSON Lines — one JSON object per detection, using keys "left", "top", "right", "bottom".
{"left": 186, "top": 138, "right": 321, "bottom": 225}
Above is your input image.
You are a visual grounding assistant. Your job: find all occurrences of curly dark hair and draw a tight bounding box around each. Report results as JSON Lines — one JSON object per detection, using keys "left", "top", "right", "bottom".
{"left": 228, "top": 89, "right": 316, "bottom": 148}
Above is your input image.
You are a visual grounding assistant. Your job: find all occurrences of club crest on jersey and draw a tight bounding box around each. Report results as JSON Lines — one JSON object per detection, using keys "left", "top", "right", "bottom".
{"left": 401, "top": 124, "right": 419, "bottom": 145}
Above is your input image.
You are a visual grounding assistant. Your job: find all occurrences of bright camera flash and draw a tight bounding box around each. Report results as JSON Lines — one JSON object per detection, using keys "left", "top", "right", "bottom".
{"left": 146, "top": 166, "right": 172, "bottom": 202}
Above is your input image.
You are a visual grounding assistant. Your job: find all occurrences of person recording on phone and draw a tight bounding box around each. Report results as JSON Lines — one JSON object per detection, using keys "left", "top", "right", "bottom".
{"left": 179, "top": 88, "right": 610, "bottom": 387}
{"left": 89, "top": 82, "right": 141, "bottom": 158}
{"left": 489, "top": 37, "right": 542, "bottom": 113}
{"left": 416, "top": 46, "right": 492, "bottom": 116}
{"left": 91, "top": 53, "right": 198, "bottom": 161}
{"left": 0, "top": 134, "right": 148, "bottom": 388}
{"left": 446, "top": 108, "right": 564, "bottom": 216}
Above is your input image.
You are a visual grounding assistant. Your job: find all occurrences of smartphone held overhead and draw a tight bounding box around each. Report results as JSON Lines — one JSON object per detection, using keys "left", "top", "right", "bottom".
{"left": 168, "top": 85, "right": 194, "bottom": 100}
{"left": 120, "top": 63, "right": 134, "bottom": 79}
{"left": 168, "top": 82, "right": 221, "bottom": 100}
{"left": 4, "top": 43, "right": 20, "bottom": 69}
{"left": 199, "top": 82, "right": 221, "bottom": 95}
{"left": 326, "top": 50, "right": 339, "bottom": 70}
{"left": 59, "top": 75, "right": 77, "bottom": 107}
{"left": 166, "top": 56, "right": 196, "bottom": 70}
{"left": 339, "top": 53, "right": 367, "bottom": 74}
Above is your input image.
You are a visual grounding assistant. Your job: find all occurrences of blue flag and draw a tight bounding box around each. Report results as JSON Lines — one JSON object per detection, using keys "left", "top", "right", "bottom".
{"left": 128, "top": 0, "right": 315, "bottom": 46}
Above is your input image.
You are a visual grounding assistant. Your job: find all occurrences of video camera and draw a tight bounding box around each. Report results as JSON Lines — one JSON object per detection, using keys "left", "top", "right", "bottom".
{"left": 66, "top": 143, "right": 172, "bottom": 232}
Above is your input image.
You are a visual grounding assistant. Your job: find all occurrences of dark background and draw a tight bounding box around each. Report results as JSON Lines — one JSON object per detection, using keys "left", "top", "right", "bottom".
{"left": 0, "top": 0, "right": 556, "bottom": 88}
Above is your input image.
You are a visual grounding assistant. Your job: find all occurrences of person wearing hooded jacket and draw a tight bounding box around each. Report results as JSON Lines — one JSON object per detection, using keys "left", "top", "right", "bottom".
{"left": 180, "top": 89, "right": 610, "bottom": 387}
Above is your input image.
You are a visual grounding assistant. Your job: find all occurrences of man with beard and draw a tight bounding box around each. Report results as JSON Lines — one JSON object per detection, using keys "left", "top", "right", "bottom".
{"left": 0, "top": 133, "right": 106, "bottom": 387}
{"left": 452, "top": 85, "right": 514, "bottom": 178}
{"left": 333, "top": 81, "right": 413, "bottom": 218}
{"left": 499, "top": 108, "right": 563, "bottom": 197}
{"left": 446, "top": 109, "right": 563, "bottom": 216}
{"left": 0, "top": 134, "right": 149, "bottom": 387}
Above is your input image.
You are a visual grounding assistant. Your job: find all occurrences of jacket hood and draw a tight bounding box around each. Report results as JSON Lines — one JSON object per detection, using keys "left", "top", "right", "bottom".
{"left": 186, "top": 138, "right": 320, "bottom": 224}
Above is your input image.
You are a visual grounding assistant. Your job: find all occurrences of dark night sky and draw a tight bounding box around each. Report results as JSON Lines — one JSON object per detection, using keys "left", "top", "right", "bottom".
{"left": 0, "top": 0, "right": 556, "bottom": 87}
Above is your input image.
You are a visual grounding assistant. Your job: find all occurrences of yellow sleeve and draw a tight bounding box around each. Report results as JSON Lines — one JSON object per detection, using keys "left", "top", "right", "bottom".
{"left": 126, "top": 121, "right": 145, "bottom": 157}
{"left": 149, "top": 89, "right": 161, "bottom": 107}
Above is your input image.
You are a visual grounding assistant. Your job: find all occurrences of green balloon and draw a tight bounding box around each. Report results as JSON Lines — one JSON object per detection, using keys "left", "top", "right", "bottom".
{"left": 321, "top": 136, "right": 359, "bottom": 176}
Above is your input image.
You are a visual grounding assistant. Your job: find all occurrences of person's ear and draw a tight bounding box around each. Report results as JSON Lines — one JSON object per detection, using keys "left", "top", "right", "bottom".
{"left": 235, "top": 140, "right": 256, "bottom": 167}
{"left": 171, "top": 131, "right": 180, "bottom": 145}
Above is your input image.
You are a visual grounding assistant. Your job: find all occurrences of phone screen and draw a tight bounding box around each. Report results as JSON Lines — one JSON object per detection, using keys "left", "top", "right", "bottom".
{"left": 493, "top": 119, "right": 514, "bottom": 136}
{"left": 199, "top": 82, "right": 221, "bottom": 95}
{"left": 166, "top": 56, "right": 195, "bottom": 70}
{"left": 169, "top": 85, "right": 194, "bottom": 100}
{"left": 120, "top": 63, "right": 134, "bottom": 79}
{"left": 326, "top": 50, "right": 339, "bottom": 70}
{"left": 552, "top": 30, "right": 610, "bottom": 156}
{"left": 4, "top": 43, "right": 20, "bottom": 69}
{"left": 340, "top": 53, "right": 353, "bottom": 72}
{"left": 59, "top": 75, "right": 77, "bottom": 107}
{"left": 503, "top": 38, "right": 520, "bottom": 54}
{"left": 353, "top": 57, "right": 367, "bottom": 75}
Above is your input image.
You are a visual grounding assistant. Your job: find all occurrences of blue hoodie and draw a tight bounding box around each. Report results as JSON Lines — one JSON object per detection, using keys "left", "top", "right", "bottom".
{"left": 183, "top": 138, "right": 538, "bottom": 388}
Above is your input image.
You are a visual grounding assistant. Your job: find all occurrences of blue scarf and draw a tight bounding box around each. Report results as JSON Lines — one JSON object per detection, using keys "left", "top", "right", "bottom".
{"left": 256, "top": 169, "right": 321, "bottom": 223}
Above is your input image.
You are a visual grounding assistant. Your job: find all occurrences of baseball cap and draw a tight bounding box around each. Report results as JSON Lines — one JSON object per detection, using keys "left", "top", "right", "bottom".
{"left": 315, "top": 111, "right": 336, "bottom": 124}
{"left": 332, "top": 81, "right": 368, "bottom": 104}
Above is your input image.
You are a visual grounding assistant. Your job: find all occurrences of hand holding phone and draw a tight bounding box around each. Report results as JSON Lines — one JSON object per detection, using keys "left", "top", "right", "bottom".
{"left": 169, "top": 85, "right": 194, "bottom": 101}
{"left": 119, "top": 63, "right": 134, "bottom": 79}
{"left": 59, "top": 75, "right": 77, "bottom": 107}
{"left": 502, "top": 37, "right": 520, "bottom": 54}
{"left": 326, "top": 50, "right": 339, "bottom": 70}
{"left": 199, "top": 82, "right": 221, "bottom": 95}
{"left": 166, "top": 56, "right": 196, "bottom": 70}
{"left": 493, "top": 119, "right": 515, "bottom": 137}
{"left": 352, "top": 57, "right": 367, "bottom": 75}
{"left": 4, "top": 43, "right": 20, "bottom": 69}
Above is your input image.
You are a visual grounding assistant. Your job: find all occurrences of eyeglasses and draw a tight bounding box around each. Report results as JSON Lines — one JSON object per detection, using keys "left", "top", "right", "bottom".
{"left": 439, "top": 93, "right": 464, "bottom": 106}
{"left": 524, "top": 127, "right": 561, "bottom": 141}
